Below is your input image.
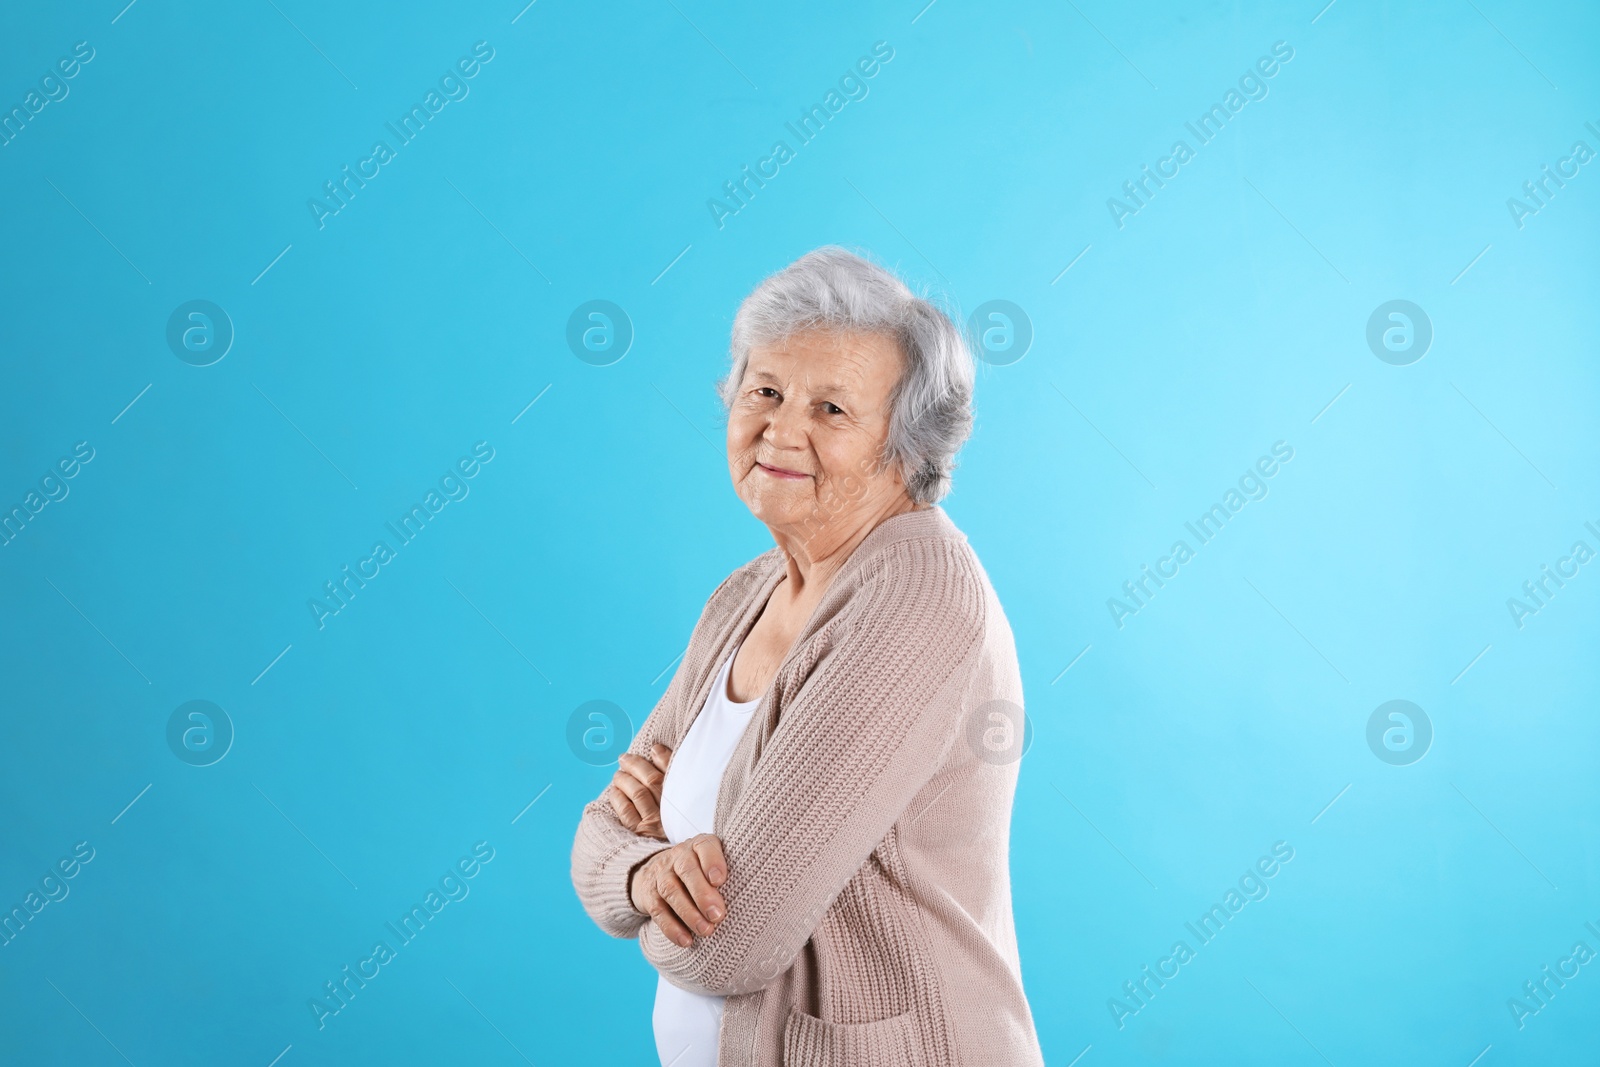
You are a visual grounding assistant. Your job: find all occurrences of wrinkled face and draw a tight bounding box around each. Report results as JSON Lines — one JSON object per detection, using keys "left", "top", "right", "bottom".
{"left": 727, "top": 329, "right": 909, "bottom": 540}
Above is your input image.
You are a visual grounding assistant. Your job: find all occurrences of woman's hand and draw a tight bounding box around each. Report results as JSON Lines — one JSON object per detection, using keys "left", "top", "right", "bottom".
{"left": 606, "top": 743, "right": 673, "bottom": 840}
{"left": 630, "top": 835, "right": 729, "bottom": 948}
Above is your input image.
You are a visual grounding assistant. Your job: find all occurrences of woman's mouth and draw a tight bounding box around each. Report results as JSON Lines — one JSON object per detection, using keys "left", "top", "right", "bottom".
{"left": 756, "top": 461, "right": 810, "bottom": 480}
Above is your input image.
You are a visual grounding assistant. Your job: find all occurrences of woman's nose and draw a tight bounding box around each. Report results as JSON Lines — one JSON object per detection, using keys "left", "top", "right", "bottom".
{"left": 764, "top": 403, "right": 807, "bottom": 448}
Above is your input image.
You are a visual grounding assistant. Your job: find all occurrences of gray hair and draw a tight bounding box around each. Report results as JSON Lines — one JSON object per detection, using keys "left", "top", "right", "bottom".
{"left": 717, "top": 246, "right": 975, "bottom": 504}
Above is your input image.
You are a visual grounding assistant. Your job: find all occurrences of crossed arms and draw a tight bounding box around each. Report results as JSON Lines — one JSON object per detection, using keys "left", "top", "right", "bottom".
{"left": 571, "top": 547, "right": 986, "bottom": 997}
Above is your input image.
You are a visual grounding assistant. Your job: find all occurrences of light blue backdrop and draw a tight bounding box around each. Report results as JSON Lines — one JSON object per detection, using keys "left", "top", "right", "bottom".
{"left": 1, "top": 1, "right": 1595, "bottom": 1064}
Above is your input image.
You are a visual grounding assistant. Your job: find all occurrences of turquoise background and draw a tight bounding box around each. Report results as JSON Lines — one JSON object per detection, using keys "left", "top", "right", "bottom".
{"left": 1, "top": 0, "right": 1596, "bottom": 1063}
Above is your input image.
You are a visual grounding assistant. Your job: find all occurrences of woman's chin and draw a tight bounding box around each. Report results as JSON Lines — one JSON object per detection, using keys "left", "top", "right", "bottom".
{"left": 741, "top": 491, "right": 814, "bottom": 528}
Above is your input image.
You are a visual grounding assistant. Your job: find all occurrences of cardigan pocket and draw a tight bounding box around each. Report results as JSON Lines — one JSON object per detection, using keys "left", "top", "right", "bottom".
{"left": 781, "top": 1008, "right": 921, "bottom": 1067}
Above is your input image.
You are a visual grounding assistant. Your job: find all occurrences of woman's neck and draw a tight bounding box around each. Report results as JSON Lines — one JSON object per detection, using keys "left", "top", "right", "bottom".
{"left": 770, "top": 493, "right": 923, "bottom": 598}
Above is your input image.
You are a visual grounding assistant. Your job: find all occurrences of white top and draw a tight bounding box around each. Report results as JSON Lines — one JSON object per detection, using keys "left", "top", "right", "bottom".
{"left": 652, "top": 643, "right": 761, "bottom": 1067}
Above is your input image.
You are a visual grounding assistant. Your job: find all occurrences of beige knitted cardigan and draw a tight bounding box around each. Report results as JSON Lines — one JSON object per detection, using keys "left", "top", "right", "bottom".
{"left": 571, "top": 505, "right": 1044, "bottom": 1067}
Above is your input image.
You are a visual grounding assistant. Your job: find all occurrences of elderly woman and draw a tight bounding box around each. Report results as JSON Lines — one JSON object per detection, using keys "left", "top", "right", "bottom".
{"left": 572, "top": 248, "right": 1043, "bottom": 1067}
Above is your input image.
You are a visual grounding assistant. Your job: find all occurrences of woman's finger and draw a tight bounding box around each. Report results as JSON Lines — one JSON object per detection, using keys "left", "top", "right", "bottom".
{"left": 635, "top": 806, "right": 664, "bottom": 839}
{"left": 674, "top": 845, "right": 726, "bottom": 926}
{"left": 618, "top": 752, "right": 665, "bottom": 793}
{"left": 613, "top": 770, "right": 661, "bottom": 824}
{"left": 691, "top": 834, "right": 729, "bottom": 888}
{"left": 656, "top": 859, "right": 714, "bottom": 937}
{"left": 646, "top": 865, "right": 700, "bottom": 947}
{"left": 649, "top": 743, "right": 673, "bottom": 773}
{"left": 607, "top": 786, "right": 643, "bottom": 830}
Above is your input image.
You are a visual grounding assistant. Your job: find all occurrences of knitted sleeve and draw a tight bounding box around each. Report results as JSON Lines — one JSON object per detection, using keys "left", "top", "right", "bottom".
{"left": 569, "top": 566, "right": 748, "bottom": 940}
{"left": 640, "top": 538, "right": 986, "bottom": 996}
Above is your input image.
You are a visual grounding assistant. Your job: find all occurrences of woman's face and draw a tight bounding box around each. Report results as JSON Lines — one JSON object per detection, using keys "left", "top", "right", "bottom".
{"left": 727, "top": 329, "right": 910, "bottom": 544}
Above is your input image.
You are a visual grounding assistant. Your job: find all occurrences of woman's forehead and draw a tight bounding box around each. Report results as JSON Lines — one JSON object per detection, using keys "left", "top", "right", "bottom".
{"left": 745, "top": 331, "right": 901, "bottom": 388}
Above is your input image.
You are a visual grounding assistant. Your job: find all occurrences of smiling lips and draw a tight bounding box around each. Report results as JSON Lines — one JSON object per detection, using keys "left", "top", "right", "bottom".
{"left": 756, "top": 461, "right": 810, "bottom": 480}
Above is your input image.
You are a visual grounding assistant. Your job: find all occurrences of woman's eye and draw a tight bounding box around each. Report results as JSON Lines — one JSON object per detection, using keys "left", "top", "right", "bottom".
{"left": 823, "top": 402, "right": 845, "bottom": 415}
{"left": 755, "top": 387, "right": 779, "bottom": 399}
